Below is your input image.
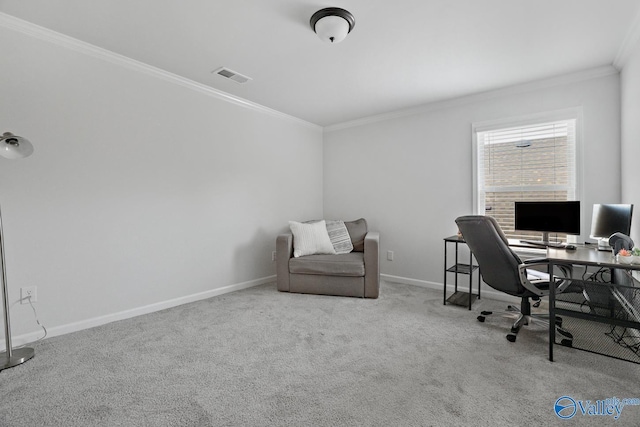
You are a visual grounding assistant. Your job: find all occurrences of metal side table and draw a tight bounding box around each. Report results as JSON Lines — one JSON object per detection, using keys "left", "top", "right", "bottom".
{"left": 443, "top": 235, "right": 481, "bottom": 310}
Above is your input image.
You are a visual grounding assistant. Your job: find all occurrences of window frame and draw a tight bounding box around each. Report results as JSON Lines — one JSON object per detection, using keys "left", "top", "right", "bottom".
{"left": 471, "top": 108, "right": 584, "bottom": 238}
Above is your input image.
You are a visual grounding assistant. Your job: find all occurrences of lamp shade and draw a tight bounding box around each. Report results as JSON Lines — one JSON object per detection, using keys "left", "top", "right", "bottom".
{"left": 0, "top": 133, "right": 34, "bottom": 159}
{"left": 310, "top": 8, "right": 355, "bottom": 43}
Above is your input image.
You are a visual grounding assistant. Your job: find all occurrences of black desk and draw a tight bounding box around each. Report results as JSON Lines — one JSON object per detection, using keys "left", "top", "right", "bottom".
{"left": 547, "top": 246, "right": 640, "bottom": 363}
{"left": 444, "top": 237, "right": 640, "bottom": 363}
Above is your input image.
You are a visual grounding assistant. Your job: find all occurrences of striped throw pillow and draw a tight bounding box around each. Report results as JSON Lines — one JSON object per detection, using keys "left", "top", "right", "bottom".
{"left": 325, "top": 220, "right": 354, "bottom": 254}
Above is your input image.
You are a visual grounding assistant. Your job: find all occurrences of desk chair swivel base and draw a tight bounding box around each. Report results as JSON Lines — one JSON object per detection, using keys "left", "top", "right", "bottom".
{"left": 477, "top": 296, "right": 574, "bottom": 345}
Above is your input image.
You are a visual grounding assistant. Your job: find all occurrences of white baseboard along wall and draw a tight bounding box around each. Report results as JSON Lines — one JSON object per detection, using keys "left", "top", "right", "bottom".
{"left": 9, "top": 276, "right": 276, "bottom": 347}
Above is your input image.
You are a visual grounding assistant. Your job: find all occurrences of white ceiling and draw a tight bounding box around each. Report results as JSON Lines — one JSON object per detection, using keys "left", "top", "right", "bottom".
{"left": 2, "top": 0, "right": 640, "bottom": 127}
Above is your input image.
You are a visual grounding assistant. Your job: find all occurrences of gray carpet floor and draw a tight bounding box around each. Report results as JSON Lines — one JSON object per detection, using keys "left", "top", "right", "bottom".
{"left": 1, "top": 281, "right": 640, "bottom": 426}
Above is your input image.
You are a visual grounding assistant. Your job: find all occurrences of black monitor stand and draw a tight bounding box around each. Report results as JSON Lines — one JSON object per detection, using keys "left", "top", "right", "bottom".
{"left": 520, "top": 232, "right": 564, "bottom": 248}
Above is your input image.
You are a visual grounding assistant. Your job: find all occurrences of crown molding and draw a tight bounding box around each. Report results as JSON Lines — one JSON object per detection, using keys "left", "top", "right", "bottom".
{"left": 325, "top": 65, "right": 619, "bottom": 133}
{"left": 614, "top": 7, "right": 640, "bottom": 69}
{"left": 0, "top": 12, "right": 322, "bottom": 131}
{"left": 0, "top": 11, "right": 626, "bottom": 135}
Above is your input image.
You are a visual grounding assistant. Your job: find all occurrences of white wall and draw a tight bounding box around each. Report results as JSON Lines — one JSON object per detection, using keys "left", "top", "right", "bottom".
{"left": 621, "top": 39, "right": 640, "bottom": 244}
{"left": 1, "top": 15, "right": 632, "bottom": 345}
{"left": 0, "top": 24, "right": 323, "bottom": 341}
{"left": 324, "top": 70, "right": 621, "bottom": 286}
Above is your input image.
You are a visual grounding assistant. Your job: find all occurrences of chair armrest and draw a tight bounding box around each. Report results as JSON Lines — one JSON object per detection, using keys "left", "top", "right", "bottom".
{"left": 522, "top": 259, "right": 574, "bottom": 292}
{"left": 518, "top": 261, "right": 573, "bottom": 296}
{"left": 517, "top": 263, "right": 550, "bottom": 297}
{"left": 276, "top": 233, "right": 293, "bottom": 292}
{"left": 523, "top": 258, "right": 549, "bottom": 265}
{"left": 364, "top": 231, "right": 380, "bottom": 298}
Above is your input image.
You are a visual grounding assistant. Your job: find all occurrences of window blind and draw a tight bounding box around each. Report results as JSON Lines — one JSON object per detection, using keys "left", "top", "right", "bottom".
{"left": 476, "top": 119, "right": 577, "bottom": 240}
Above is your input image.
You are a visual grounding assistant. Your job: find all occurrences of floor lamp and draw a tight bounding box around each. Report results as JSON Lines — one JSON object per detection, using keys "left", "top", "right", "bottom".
{"left": 0, "top": 131, "right": 35, "bottom": 371}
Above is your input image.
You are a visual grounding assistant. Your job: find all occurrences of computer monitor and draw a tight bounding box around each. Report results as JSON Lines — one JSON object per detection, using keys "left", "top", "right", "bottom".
{"left": 514, "top": 201, "right": 581, "bottom": 247}
{"left": 590, "top": 204, "right": 633, "bottom": 249}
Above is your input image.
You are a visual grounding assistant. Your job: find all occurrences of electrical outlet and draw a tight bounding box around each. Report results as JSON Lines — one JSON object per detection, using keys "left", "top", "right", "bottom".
{"left": 387, "top": 251, "right": 394, "bottom": 261}
{"left": 272, "top": 251, "right": 277, "bottom": 262}
{"left": 21, "top": 286, "right": 37, "bottom": 304}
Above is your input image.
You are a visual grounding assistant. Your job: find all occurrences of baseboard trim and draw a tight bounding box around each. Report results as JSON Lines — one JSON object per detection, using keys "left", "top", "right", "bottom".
{"left": 381, "top": 274, "right": 442, "bottom": 291}
{"left": 11, "top": 275, "right": 275, "bottom": 346}
{"left": 13, "top": 274, "right": 523, "bottom": 346}
{"left": 381, "top": 274, "right": 519, "bottom": 304}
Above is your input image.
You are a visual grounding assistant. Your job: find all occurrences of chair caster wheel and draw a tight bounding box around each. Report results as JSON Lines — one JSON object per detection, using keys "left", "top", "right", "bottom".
{"left": 477, "top": 316, "right": 485, "bottom": 322}
{"left": 555, "top": 316, "right": 563, "bottom": 327}
{"left": 560, "top": 339, "right": 573, "bottom": 347}
{"left": 506, "top": 334, "right": 517, "bottom": 342}
{"left": 481, "top": 311, "right": 493, "bottom": 316}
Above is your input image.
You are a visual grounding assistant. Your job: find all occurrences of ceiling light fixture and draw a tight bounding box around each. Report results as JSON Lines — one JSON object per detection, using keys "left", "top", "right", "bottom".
{"left": 0, "top": 132, "right": 34, "bottom": 160}
{"left": 310, "top": 7, "right": 355, "bottom": 44}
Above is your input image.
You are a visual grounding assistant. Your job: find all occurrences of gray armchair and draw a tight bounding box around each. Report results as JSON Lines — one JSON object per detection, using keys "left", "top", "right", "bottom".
{"left": 276, "top": 218, "right": 380, "bottom": 298}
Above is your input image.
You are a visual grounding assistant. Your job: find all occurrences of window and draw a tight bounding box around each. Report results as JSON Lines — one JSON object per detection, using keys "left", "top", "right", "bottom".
{"left": 473, "top": 111, "right": 580, "bottom": 241}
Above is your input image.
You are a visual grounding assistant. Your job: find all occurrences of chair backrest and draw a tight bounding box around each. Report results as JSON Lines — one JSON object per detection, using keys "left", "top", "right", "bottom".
{"left": 455, "top": 215, "right": 525, "bottom": 297}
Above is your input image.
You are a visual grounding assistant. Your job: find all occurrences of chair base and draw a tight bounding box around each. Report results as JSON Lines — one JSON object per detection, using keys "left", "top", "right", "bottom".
{"left": 478, "top": 300, "right": 573, "bottom": 344}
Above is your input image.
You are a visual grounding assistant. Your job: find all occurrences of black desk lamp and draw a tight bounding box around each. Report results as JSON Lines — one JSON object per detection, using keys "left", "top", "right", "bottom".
{"left": 0, "top": 132, "right": 35, "bottom": 371}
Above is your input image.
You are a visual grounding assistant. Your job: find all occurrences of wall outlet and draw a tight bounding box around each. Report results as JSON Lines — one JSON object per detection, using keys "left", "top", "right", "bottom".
{"left": 21, "top": 286, "right": 37, "bottom": 304}
{"left": 387, "top": 250, "right": 394, "bottom": 261}
{"left": 272, "top": 251, "right": 277, "bottom": 262}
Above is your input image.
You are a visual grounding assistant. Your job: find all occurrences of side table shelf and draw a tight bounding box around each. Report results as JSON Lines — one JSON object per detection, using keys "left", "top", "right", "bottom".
{"left": 446, "top": 263, "right": 478, "bottom": 275}
{"left": 443, "top": 236, "right": 481, "bottom": 310}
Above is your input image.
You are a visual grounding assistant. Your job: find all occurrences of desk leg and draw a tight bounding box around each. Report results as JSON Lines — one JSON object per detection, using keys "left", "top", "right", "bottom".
{"left": 454, "top": 242, "right": 459, "bottom": 294}
{"left": 549, "top": 260, "right": 555, "bottom": 362}
{"left": 468, "top": 251, "right": 473, "bottom": 310}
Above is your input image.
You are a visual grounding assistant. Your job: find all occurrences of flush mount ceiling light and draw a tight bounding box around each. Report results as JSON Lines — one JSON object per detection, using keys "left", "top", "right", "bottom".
{"left": 310, "top": 7, "right": 355, "bottom": 43}
{"left": 0, "top": 132, "right": 34, "bottom": 159}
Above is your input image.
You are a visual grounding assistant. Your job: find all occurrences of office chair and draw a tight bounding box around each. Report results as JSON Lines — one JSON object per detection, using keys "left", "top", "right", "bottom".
{"left": 455, "top": 215, "right": 573, "bottom": 343}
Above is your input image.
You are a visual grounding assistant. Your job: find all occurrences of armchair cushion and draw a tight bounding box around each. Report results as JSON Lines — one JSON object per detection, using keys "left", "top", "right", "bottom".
{"left": 344, "top": 218, "right": 368, "bottom": 252}
{"left": 289, "top": 253, "right": 365, "bottom": 276}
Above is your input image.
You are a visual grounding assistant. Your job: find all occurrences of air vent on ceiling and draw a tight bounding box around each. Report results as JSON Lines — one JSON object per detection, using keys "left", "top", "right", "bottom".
{"left": 212, "top": 67, "right": 252, "bottom": 84}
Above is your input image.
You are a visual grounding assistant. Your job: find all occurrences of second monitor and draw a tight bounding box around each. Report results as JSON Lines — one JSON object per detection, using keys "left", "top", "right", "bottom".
{"left": 515, "top": 201, "right": 581, "bottom": 247}
{"left": 590, "top": 203, "right": 633, "bottom": 250}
